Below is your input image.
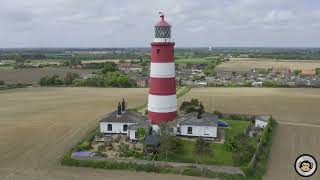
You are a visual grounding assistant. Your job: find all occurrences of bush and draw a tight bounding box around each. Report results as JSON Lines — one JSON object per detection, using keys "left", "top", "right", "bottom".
{"left": 229, "top": 114, "right": 243, "bottom": 120}
{"left": 168, "top": 136, "right": 183, "bottom": 154}
{"left": 213, "top": 110, "right": 223, "bottom": 118}
{"left": 0, "top": 80, "right": 4, "bottom": 85}
{"left": 64, "top": 72, "right": 79, "bottom": 85}
{"left": 316, "top": 68, "right": 320, "bottom": 75}
{"left": 98, "top": 144, "right": 106, "bottom": 152}
{"left": 39, "top": 75, "right": 63, "bottom": 86}
{"left": 293, "top": 69, "right": 302, "bottom": 76}
{"left": 75, "top": 141, "right": 92, "bottom": 151}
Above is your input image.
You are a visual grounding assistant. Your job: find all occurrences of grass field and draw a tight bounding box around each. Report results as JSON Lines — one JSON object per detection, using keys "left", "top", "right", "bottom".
{"left": 181, "top": 88, "right": 320, "bottom": 180}
{"left": 216, "top": 58, "right": 320, "bottom": 72}
{"left": 0, "top": 68, "right": 93, "bottom": 84}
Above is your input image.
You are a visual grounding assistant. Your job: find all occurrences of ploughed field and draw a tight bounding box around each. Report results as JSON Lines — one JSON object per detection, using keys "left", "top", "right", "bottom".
{"left": 216, "top": 58, "right": 320, "bottom": 72}
{"left": 180, "top": 88, "right": 320, "bottom": 180}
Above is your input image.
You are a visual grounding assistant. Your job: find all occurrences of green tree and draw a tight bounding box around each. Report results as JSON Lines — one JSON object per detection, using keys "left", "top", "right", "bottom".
{"left": 64, "top": 72, "right": 79, "bottom": 85}
{"left": 167, "top": 136, "right": 183, "bottom": 154}
{"left": 101, "top": 62, "right": 117, "bottom": 74}
{"left": 159, "top": 123, "right": 170, "bottom": 164}
{"left": 203, "top": 63, "right": 216, "bottom": 76}
{"left": 136, "top": 128, "right": 146, "bottom": 141}
{"left": 193, "top": 137, "right": 212, "bottom": 162}
{"left": 39, "top": 75, "right": 63, "bottom": 86}
{"left": 293, "top": 69, "right": 302, "bottom": 76}
{"left": 315, "top": 68, "right": 320, "bottom": 75}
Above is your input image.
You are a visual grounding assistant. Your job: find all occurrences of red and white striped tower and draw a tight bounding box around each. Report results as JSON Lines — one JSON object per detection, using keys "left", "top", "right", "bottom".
{"left": 148, "top": 13, "right": 177, "bottom": 125}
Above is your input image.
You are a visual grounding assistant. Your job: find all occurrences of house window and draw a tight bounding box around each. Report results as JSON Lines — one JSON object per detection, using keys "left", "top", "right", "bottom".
{"left": 187, "top": 127, "right": 192, "bottom": 134}
{"left": 177, "top": 127, "right": 180, "bottom": 133}
{"left": 123, "top": 124, "right": 128, "bottom": 132}
{"left": 157, "top": 49, "right": 160, "bottom": 55}
{"left": 107, "top": 124, "right": 112, "bottom": 131}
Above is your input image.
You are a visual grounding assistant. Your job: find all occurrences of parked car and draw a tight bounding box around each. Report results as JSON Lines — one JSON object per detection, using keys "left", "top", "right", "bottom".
{"left": 218, "top": 121, "right": 229, "bottom": 127}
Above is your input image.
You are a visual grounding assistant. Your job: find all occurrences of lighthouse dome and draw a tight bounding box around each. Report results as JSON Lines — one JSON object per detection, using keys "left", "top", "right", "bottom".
{"left": 155, "top": 15, "right": 171, "bottom": 27}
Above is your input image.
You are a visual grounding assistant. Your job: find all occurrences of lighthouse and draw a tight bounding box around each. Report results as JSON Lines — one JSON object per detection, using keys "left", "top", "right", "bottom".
{"left": 148, "top": 13, "right": 177, "bottom": 125}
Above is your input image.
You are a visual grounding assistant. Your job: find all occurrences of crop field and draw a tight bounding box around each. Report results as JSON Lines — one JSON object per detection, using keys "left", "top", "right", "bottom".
{"left": 0, "top": 68, "right": 93, "bottom": 84}
{"left": 180, "top": 88, "right": 320, "bottom": 180}
{"left": 0, "top": 87, "right": 208, "bottom": 180}
{"left": 216, "top": 58, "right": 320, "bottom": 72}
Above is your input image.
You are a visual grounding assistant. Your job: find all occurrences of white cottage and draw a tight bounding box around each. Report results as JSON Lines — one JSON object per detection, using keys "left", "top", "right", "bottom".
{"left": 99, "top": 105, "right": 150, "bottom": 140}
{"left": 176, "top": 112, "right": 218, "bottom": 138}
{"left": 255, "top": 116, "right": 269, "bottom": 128}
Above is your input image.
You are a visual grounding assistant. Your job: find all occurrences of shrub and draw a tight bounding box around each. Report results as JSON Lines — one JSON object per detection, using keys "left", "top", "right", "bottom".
{"left": 229, "top": 114, "right": 243, "bottom": 120}
{"left": 0, "top": 80, "right": 4, "bottom": 85}
{"left": 64, "top": 72, "right": 79, "bottom": 85}
{"left": 193, "top": 137, "right": 212, "bottom": 161}
{"left": 75, "top": 141, "right": 92, "bottom": 151}
{"left": 39, "top": 75, "right": 63, "bottom": 86}
{"left": 293, "top": 69, "right": 302, "bottom": 76}
{"left": 167, "top": 136, "right": 183, "bottom": 153}
{"left": 98, "top": 144, "right": 106, "bottom": 152}
{"left": 316, "top": 68, "right": 320, "bottom": 75}
{"left": 213, "top": 110, "right": 223, "bottom": 118}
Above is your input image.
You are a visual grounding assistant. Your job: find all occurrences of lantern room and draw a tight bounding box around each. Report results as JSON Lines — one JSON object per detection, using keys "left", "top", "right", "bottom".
{"left": 154, "top": 15, "right": 172, "bottom": 41}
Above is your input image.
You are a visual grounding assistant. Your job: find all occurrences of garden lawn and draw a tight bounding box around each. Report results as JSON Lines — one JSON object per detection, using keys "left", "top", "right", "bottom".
{"left": 159, "top": 119, "right": 252, "bottom": 166}
{"left": 161, "top": 140, "right": 234, "bottom": 166}
{"left": 222, "top": 119, "right": 251, "bottom": 138}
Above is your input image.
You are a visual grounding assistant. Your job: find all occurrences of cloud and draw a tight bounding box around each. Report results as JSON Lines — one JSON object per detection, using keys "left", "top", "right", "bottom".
{"left": 0, "top": 0, "right": 319, "bottom": 47}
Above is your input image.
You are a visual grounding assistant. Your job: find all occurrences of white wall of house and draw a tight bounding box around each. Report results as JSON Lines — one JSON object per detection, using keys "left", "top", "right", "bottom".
{"left": 255, "top": 120, "right": 268, "bottom": 128}
{"left": 178, "top": 125, "right": 217, "bottom": 138}
{"left": 100, "top": 122, "right": 136, "bottom": 134}
{"left": 128, "top": 130, "right": 137, "bottom": 140}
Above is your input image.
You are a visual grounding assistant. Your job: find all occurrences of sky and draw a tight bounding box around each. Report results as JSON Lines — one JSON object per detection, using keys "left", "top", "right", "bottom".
{"left": 0, "top": 0, "right": 320, "bottom": 48}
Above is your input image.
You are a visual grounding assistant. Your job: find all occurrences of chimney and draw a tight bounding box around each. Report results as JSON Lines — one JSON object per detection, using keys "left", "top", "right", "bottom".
{"left": 196, "top": 106, "right": 202, "bottom": 119}
{"left": 121, "top": 98, "right": 126, "bottom": 113}
{"left": 117, "top": 102, "right": 122, "bottom": 117}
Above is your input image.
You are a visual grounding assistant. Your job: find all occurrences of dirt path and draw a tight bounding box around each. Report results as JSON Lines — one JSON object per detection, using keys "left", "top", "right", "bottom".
{"left": 182, "top": 88, "right": 320, "bottom": 180}
{"left": 0, "top": 87, "right": 209, "bottom": 180}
